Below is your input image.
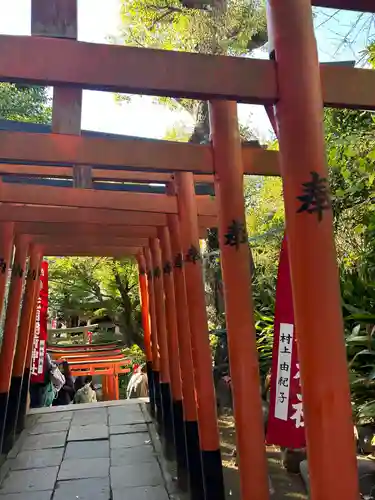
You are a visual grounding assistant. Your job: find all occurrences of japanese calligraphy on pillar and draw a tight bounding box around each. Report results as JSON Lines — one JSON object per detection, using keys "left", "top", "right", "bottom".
{"left": 174, "top": 253, "right": 184, "bottom": 269}
{"left": 224, "top": 220, "right": 248, "bottom": 249}
{"left": 163, "top": 261, "right": 172, "bottom": 275}
{"left": 266, "top": 236, "right": 306, "bottom": 449}
{"left": 30, "top": 260, "right": 48, "bottom": 384}
{"left": 296, "top": 171, "right": 331, "bottom": 222}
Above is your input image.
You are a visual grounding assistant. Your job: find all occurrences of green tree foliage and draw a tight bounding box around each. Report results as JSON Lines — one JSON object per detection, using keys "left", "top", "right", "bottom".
{"left": 325, "top": 108, "right": 375, "bottom": 313}
{"left": 0, "top": 84, "right": 51, "bottom": 123}
{"left": 163, "top": 121, "right": 191, "bottom": 141}
{"left": 118, "top": 0, "right": 267, "bottom": 54}
{"left": 323, "top": 106, "right": 375, "bottom": 421}
{"left": 116, "top": 0, "right": 267, "bottom": 143}
{"left": 48, "top": 257, "right": 142, "bottom": 347}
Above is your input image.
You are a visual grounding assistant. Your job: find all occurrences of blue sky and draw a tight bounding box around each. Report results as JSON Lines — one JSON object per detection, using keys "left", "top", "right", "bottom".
{"left": 0, "top": 0, "right": 372, "bottom": 142}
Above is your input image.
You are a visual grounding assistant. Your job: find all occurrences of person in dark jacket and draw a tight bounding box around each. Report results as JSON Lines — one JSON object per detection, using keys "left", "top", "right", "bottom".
{"left": 53, "top": 361, "right": 75, "bottom": 406}
{"left": 74, "top": 376, "right": 85, "bottom": 393}
{"left": 29, "top": 352, "right": 53, "bottom": 408}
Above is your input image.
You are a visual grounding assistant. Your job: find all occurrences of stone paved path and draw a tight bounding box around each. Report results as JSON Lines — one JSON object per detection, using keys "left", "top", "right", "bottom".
{"left": 0, "top": 400, "right": 175, "bottom": 500}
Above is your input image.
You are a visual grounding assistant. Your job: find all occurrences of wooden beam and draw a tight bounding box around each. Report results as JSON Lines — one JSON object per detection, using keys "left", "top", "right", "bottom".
{"left": 43, "top": 245, "right": 140, "bottom": 257}
{"left": 31, "top": 235, "right": 149, "bottom": 247}
{"left": 0, "top": 165, "right": 216, "bottom": 188}
{"left": 0, "top": 131, "right": 209, "bottom": 173}
{"left": 321, "top": 65, "right": 375, "bottom": 109}
{"left": 242, "top": 147, "right": 279, "bottom": 177}
{"left": 0, "top": 205, "right": 217, "bottom": 228}
{"left": 16, "top": 222, "right": 209, "bottom": 239}
{"left": 0, "top": 205, "right": 166, "bottom": 225}
{"left": 0, "top": 164, "right": 173, "bottom": 183}
{"left": 0, "top": 184, "right": 177, "bottom": 213}
{"left": 0, "top": 131, "right": 280, "bottom": 176}
{"left": 0, "top": 164, "right": 262, "bottom": 183}
{"left": 0, "top": 35, "right": 275, "bottom": 104}
{"left": 16, "top": 223, "right": 158, "bottom": 238}
{"left": 0, "top": 184, "right": 216, "bottom": 215}
{"left": 0, "top": 35, "right": 373, "bottom": 109}
{"left": 312, "top": 0, "right": 375, "bottom": 12}
{"left": 0, "top": 164, "right": 72, "bottom": 178}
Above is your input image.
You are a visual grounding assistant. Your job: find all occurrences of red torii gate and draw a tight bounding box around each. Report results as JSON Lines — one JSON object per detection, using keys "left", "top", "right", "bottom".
{"left": 0, "top": 1, "right": 370, "bottom": 499}
{"left": 50, "top": 347, "right": 132, "bottom": 402}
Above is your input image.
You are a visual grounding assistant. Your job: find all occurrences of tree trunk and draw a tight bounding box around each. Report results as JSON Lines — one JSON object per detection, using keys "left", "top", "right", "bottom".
{"left": 189, "top": 100, "right": 210, "bottom": 144}
{"left": 113, "top": 268, "right": 142, "bottom": 347}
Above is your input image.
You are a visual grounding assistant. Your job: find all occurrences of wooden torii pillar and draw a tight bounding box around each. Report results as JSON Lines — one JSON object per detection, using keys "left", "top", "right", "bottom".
{"left": 17, "top": 259, "right": 43, "bottom": 433}
{"left": 150, "top": 237, "right": 174, "bottom": 459}
{"left": 209, "top": 100, "right": 270, "bottom": 500}
{"left": 144, "top": 247, "right": 162, "bottom": 430}
{"left": 5, "top": 245, "right": 42, "bottom": 448}
{"left": 136, "top": 253, "right": 155, "bottom": 414}
{"left": 158, "top": 225, "right": 188, "bottom": 490}
{"left": 168, "top": 211, "right": 205, "bottom": 499}
{"left": 175, "top": 172, "right": 225, "bottom": 500}
{"left": 0, "top": 236, "right": 29, "bottom": 452}
{"left": 267, "top": 1, "right": 359, "bottom": 499}
{"left": 0, "top": 223, "right": 14, "bottom": 319}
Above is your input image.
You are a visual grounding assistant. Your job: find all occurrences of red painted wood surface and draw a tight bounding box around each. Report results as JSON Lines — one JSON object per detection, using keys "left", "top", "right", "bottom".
{"left": 0, "top": 35, "right": 373, "bottom": 109}
{"left": 0, "top": 131, "right": 279, "bottom": 176}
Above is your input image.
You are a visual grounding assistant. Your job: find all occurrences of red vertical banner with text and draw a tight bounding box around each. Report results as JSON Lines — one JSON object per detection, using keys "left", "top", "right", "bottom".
{"left": 266, "top": 235, "right": 306, "bottom": 449}
{"left": 30, "top": 260, "right": 48, "bottom": 383}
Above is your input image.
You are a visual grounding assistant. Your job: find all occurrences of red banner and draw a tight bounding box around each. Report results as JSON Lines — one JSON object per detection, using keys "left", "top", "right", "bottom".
{"left": 266, "top": 236, "right": 306, "bottom": 449}
{"left": 30, "top": 261, "right": 48, "bottom": 383}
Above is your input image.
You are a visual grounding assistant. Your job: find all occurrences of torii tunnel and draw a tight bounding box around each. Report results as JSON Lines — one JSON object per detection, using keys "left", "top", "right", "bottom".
{"left": 0, "top": 0, "right": 372, "bottom": 499}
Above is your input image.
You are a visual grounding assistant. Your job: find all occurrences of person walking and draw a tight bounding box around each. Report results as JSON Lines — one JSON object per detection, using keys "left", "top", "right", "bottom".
{"left": 53, "top": 360, "right": 75, "bottom": 406}
{"left": 127, "top": 364, "right": 148, "bottom": 399}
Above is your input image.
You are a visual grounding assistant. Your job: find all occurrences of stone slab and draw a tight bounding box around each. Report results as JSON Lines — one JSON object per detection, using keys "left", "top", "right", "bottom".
{"left": 37, "top": 412, "right": 73, "bottom": 424}
{"left": 28, "top": 421, "right": 70, "bottom": 435}
{"left": 110, "top": 424, "right": 148, "bottom": 435}
{"left": 110, "top": 446, "right": 157, "bottom": 466}
{"left": 110, "top": 463, "right": 163, "bottom": 489}
{"left": 71, "top": 409, "right": 107, "bottom": 426}
{"left": 108, "top": 406, "right": 142, "bottom": 416}
{"left": 68, "top": 425, "right": 108, "bottom": 441}
{"left": 0, "top": 467, "right": 58, "bottom": 494}
{"left": 11, "top": 449, "right": 64, "bottom": 470}
{"left": 110, "top": 433, "right": 150, "bottom": 449}
{"left": 52, "top": 477, "right": 110, "bottom": 500}
{"left": 21, "top": 432, "right": 67, "bottom": 451}
{"left": 112, "top": 486, "right": 169, "bottom": 500}
{"left": 0, "top": 492, "right": 53, "bottom": 500}
{"left": 24, "top": 415, "right": 40, "bottom": 429}
{"left": 58, "top": 458, "right": 110, "bottom": 480}
{"left": 108, "top": 408, "right": 145, "bottom": 426}
{"left": 64, "top": 440, "right": 109, "bottom": 459}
